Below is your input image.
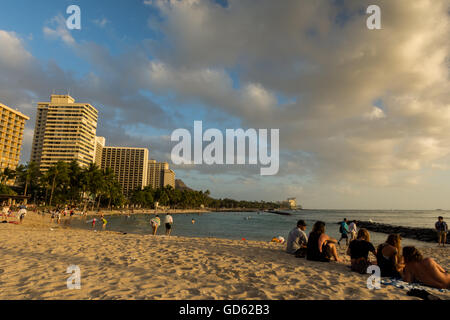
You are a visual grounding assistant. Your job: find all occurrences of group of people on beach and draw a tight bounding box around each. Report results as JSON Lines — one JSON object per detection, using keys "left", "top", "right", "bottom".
{"left": 1, "top": 203, "right": 29, "bottom": 224}
{"left": 286, "top": 218, "right": 450, "bottom": 290}
{"left": 150, "top": 213, "right": 174, "bottom": 236}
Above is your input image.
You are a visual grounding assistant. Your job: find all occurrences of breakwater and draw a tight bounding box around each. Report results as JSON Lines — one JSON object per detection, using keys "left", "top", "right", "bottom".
{"left": 356, "top": 221, "right": 448, "bottom": 244}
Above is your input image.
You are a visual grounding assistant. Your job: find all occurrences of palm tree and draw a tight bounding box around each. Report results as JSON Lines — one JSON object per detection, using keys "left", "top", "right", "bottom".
{"left": 80, "top": 163, "right": 103, "bottom": 210}
{"left": 44, "top": 161, "right": 70, "bottom": 206}
{"left": 16, "top": 162, "right": 40, "bottom": 196}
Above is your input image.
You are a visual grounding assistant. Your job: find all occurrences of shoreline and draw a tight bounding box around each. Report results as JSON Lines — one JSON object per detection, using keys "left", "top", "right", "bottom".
{"left": 0, "top": 212, "right": 448, "bottom": 300}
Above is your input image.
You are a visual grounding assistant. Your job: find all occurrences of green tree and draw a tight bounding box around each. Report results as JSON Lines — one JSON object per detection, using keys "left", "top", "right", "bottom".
{"left": 15, "top": 162, "right": 40, "bottom": 196}
{"left": 44, "top": 161, "right": 70, "bottom": 206}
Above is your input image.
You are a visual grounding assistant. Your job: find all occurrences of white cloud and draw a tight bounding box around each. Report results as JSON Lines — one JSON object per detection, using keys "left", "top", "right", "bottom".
{"left": 43, "top": 15, "right": 75, "bottom": 46}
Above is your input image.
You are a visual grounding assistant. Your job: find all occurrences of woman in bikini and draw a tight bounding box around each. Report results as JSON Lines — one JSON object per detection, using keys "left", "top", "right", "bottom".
{"left": 402, "top": 246, "right": 450, "bottom": 289}
{"left": 376, "top": 234, "right": 404, "bottom": 278}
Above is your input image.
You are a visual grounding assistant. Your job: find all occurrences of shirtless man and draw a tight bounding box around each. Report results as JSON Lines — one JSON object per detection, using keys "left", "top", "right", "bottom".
{"left": 402, "top": 246, "right": 450, "bottom": 289}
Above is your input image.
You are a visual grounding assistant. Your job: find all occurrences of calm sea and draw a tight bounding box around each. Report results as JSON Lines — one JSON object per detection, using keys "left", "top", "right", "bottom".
{"left": 70, "top": 209, "right": 447, "bottom": 248}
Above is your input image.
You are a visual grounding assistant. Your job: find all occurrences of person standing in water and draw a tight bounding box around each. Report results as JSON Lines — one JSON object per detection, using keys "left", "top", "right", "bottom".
{"left": 435, "top": 216, "right": 448, "bottom": 247}
{"left": 164, "top": 213, "right": 174, "bottom": 236}
{"left": 150, "top": 215, "right": 161, "bottom": 235}
{"left": 102, "top": 216, "right": 108, "bottom": 230}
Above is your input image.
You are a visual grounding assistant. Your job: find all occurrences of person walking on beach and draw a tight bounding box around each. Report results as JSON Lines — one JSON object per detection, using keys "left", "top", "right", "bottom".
{"left": 18, "top": 206, "right": 27, "bottom": 224}
{"left": 348, "top": 220, "right": 357, "bottom": 241}
{"left": 435, "top": 216, "right": 448, "bottom": 247}
{"left": 402, "top": 246, "right": 450, "bottom": 289}
{"left": 164, "top": 213, "right": 173, "bottom": 236}
{"left": 150, "top": 215, "right": 161, "bottom": 235}
{"left": 338, "top": 218, "right": 349, "bottom": 247}
{"left": 286, "top": 220, "right": 308, "bottom": 258}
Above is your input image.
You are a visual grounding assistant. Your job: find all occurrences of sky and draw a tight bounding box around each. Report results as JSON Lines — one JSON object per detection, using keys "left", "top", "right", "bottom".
{"left": 0, "top": 0, "right": 449, "bottom": 209}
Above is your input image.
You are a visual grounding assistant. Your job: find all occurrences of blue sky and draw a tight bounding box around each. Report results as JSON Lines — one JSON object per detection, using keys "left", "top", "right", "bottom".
{"left": 0, "top": 0, "right": 449, "bottom": 209}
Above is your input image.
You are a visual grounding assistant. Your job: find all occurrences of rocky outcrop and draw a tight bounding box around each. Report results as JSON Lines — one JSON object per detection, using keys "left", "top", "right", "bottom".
{"left": 353, "top": 221, "right": 449, "bottom": 244}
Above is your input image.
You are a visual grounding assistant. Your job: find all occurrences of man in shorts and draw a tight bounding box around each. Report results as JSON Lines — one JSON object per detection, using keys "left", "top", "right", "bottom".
{"left": 164, "top": 213, "right": 174, "bottom": 236}
{"left": 338, "top": 218, "right": 349, "bottom": 247}
{"left": 435, "top": 216, "right": 448, "bottom": 247}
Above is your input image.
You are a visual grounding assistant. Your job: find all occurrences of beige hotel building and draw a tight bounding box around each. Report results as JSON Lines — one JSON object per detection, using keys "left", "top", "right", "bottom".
{"left": 30, "top": 95, "right": 98, "bottom": 170}
{"left": 100, "top": 147, "right": 149, "bottom": 196}
{"left": 29, "top": 94, "right": 176, "bottom": 196}
{"left": 0, "top": 102, "right": 29, "bottom": 183}
{"left": 147, "top": 159, "right": 175, "bottom": 189}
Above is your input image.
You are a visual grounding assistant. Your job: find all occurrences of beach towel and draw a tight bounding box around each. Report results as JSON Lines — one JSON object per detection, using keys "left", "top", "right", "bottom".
{"left": 381, "top": 277, "right": 448, "bottom": 294}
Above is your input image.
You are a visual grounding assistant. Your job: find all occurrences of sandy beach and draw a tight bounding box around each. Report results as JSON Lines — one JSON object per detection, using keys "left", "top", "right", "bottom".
{"left": 0, "top": 212, "right": 448, "bottom": 300}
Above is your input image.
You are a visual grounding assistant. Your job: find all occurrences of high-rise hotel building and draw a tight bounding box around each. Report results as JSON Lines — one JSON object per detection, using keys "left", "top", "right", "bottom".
{"left": 30, "top": 95, "right": 98, "bottom": 170}
{"left": 147, "top": 160, "right": 175, "bottom": 189}
{"left": 100, "top": 147, "right": 148, "bottom": 195}
{"left": 0, "top": 102, "right": 29, "bottom": 181}
{"left": 93, "top": 136, "right": 105, "bottom": 167}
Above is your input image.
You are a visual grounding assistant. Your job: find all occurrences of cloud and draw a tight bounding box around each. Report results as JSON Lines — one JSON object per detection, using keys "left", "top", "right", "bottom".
{"left": 43, "top": 15, "right": 75, "bottom": 46}
{"left": 93, "top": 18, "right": 109, "bottom": 28}
{"left": 143, "top": 0, "right": 450, "bottom": 192}
{"left": 1, "top": 0, "right": 450, "bottom": 208}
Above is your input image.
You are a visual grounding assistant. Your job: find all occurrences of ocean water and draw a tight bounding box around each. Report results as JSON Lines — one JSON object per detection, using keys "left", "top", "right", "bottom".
{"left": 71, "top": 210, "right": 447, "bottom": 248}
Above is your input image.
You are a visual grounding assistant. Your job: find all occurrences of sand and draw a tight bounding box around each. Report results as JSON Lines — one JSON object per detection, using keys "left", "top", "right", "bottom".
{"left": 0, "top": 212, "right": 448, "bottom": 300}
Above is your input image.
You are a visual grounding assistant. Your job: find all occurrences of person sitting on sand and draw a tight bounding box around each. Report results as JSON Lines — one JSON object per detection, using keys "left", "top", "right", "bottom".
{"left": 376, "top": 234, "right": 404, "bottom": 278}
{"left": 150, "top": 215, "right": 161, "bottom": 235}
{"left": 435, "top": 216, "right": 448, "bottom": 247}
{"left": 307, "top": 221, "right": 341, "bottom": 262}
{"left": 286, "top": 220, "right": 308, "bottom": 258}
{"left": 402, "top": 246, "right": 450, "bottom": 289}
{"left": 347, "top": 228, "right": 376, "bottom": 274}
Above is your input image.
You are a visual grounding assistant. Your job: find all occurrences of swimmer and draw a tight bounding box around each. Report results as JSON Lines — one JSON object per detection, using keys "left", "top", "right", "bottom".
{"left": 191, "top": 218, "right": 196, "bottom": 224}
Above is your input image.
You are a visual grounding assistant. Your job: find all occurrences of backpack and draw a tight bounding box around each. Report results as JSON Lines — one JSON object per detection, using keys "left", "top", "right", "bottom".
{"left": 339, "top": 223, "right": 343, "bottom": 233}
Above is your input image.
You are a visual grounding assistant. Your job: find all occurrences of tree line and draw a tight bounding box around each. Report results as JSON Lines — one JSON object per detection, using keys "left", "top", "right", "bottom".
{"left": 1, "top": 161, "right": 282, "bottom": 210}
